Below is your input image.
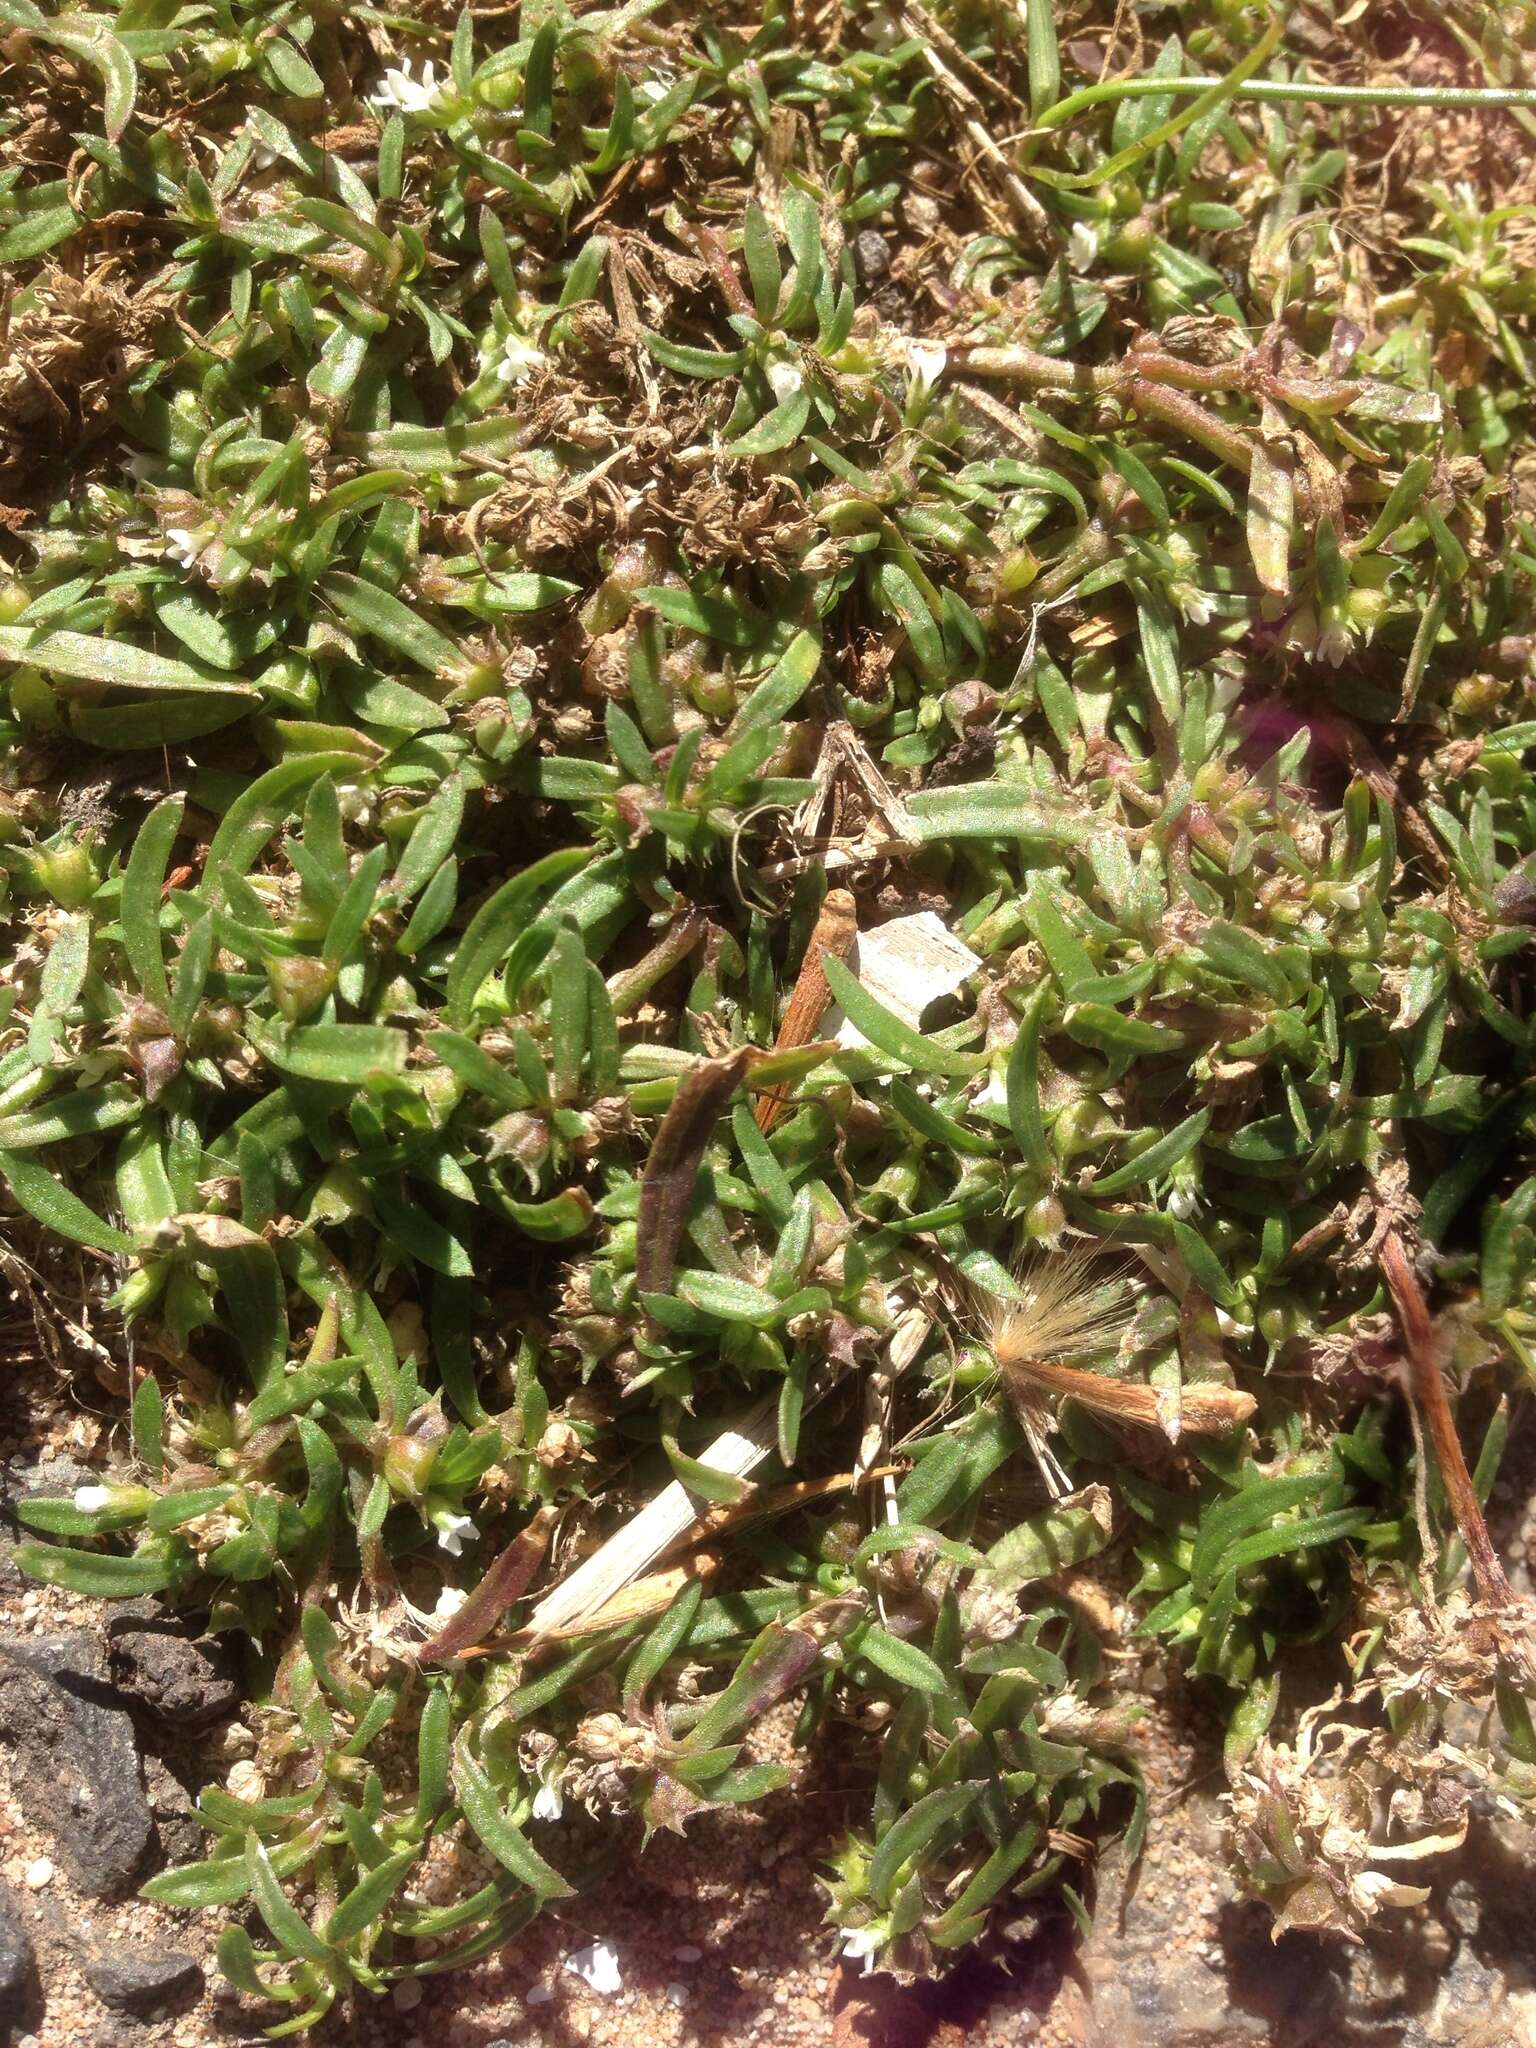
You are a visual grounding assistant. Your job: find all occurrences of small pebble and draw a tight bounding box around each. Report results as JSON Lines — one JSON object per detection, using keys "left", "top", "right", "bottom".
{"left": 565, "top": 1940, "right": 622, "bottom": 1994}
{"left": 392, "top": 1977, "right": 423, "bottom": 2013}
{"left": 673, "top": 1943, "right": 703, "bottom": 1963}
{"left": 667, "top": 1982, "right": 689, "bottom": 2007}
{"left": 23, "top": 1858, "right": 51, "bottom": 1890}
{"left": 526, "top": 1984, "right": 554, "bottom": 2007}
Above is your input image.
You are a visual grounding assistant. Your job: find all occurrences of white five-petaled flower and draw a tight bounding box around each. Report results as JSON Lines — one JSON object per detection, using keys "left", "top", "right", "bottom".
{"left": 164, "top": 526, "right": 210, "bottom": 570}
{"left": 564, "top": 1940, "right": 622, "bottom": 1994}
{"left": 368, "top": 58, "right": 445, "bottom": 115}
{"left": 433, "top": 1510, "right": 477, "bottom": 1557}
{"left": 1068, "top": 220, "right": 1099, "bottom": 274}
{"left": 498, "top": 333, "right": 548, "bottom": 385}
{"left": 73, "top": 1485, "right": 112, "bottom": 1514}
{"left": 904, "top": 339, "right": 947, "bottom": 396}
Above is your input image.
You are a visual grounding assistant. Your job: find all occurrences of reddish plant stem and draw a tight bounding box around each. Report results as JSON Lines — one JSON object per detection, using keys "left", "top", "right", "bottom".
{"left": 1380, "top": 1227, "right": 1510, "bottom": 1609}
{"left": 953, "top": 340, "right": 1323, "bottom": 518}
{"left": 754, "top": 888, "right": 858, "bottom": 1135}
{"left": 605, "top": 909, "right": 708, "bottom": 1017}
{"left": 1127, "top": 376, "right": 1257, "bottom": 480}
{"left": 687, "top": 221, "right": 752, "bottom": 317}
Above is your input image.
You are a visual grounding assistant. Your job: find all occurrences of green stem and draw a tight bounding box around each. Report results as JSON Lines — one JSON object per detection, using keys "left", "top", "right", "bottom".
{"left": 1033, "top": 18, "right": 1285, "bottom": 190}
{"left": 1037, "top": 74, "right": 1536, "bottom": 134}
{"left": 958, "top": 345, "right": 1117, "bottom": 395}
{"left": 1031, "top": 520, "right": 1114, "bottom": 605}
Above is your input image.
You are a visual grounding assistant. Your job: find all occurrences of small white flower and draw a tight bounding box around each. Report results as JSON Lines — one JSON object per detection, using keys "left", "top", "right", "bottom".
{"left": 432, "top": 1585, "right": 468, "bottom": 1622}
{"left": 368, "top": 58, "right": 445, "bottom": 116}
{"left": 433, "top": 1510, "right": 477, "bottom": 1557}
{"left": 837, "top": 1923, "right": 886, "bottom": 1972}
{"left": 766, "top": 355, "right": 805, "bottom": 404}
{"left": 164, "top": 526, "right": 209, "bottom": 570}
{"left": 1173, "top": 584, "right": 1215, "bottom": 628}
{"left": 244, "top": 116, "right": 280, "bottom": 172}
{"left": 1211, "top": 668, "right": 1244, "bottom": 713}
{"left": 531, "top": 1775, "right": 564, "bottom": 1823}
{"left": 565, "top": 1940, "right": 622, "bottom": 1994}
{"left": 497, "top": 332, "right": 548, "bottom": 385}
{"left": 73, "top": 1485, "right": 112, "bottom": 1513}
{"left": 1167, "top": 1186, "right": 1202, "bottom": 1221}
{"left": 1068, "top": 220, "right": 1099, "bottom": 274}
{"left": 1316, "top": 620, "right": 1353, "bottom": 667}
{"left": 904, "top": 339, "right": 947, "bottom": 396}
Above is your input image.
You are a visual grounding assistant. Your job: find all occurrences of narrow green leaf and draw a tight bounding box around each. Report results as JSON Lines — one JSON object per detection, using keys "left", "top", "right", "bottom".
{"left": 446, "top": 847, "right": 592, "bottom": 1028}
{"left": 1088, "top": 1109, "right": 1211, "bottom": 1196}
{"left": 0, "top": 1148, "right": 132, "bottom": 1252}
{"left": 822, "top": 954, "right": 983, "bottom": 1078}
{"left": 455, "top": 1742, "right": 573, "bottom": 1898}
{"left": 120, "top": 797, "right": 183, "bottom": 1010}
{"left": 246, "top": 1834, "right": 334, "bottom": 1964}
{"left": 1024, "top": 0, "right": 1061, "bottom": 115}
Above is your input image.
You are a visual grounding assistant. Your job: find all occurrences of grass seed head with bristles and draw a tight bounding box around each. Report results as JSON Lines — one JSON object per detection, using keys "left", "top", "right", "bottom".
{"left": 986, "top": 1251, "right": 1255, "bottom": 1445}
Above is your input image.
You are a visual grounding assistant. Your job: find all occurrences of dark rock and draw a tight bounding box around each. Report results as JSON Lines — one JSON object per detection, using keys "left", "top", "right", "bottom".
{"left": 1, "top": 1452, "right": 95, "bottom": 1516}
{"left": 141, "top": 1752, "right": 203, "bottom": 1869}
{"left": 107, "top": 1600, "right": 239, "bottom": 1727}
{"left": 1442, "top": 1876, "right": 1482, "bottom": 1940}
{"left": 0, "top": 1634, "right": 153, "bottom": 1897}
{"left": 0, "top": 1881, "right": 34, "bottom": 2020}
{"left": 852, "top": 231, "right": 890, "bottom": 282}
{"left": 82, "top": 1943, "right": 202, "bottom": 2014}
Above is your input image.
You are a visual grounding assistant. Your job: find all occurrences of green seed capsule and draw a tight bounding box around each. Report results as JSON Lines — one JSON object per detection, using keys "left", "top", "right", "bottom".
{"left": 1105, "top": 217, "right": 1157, "bottom": 267}
{"left": 383, "top": 1431, "right": 441, "bottom": 1501}
{"left": 267, "top": 955, "right": 336, "bottom": 1022}
{"left": 478, "top": 70, "right": 522, "bottom": 111}
{"left": 33, "top": 837, "right": 100, "bottom": 906}
{"left": 994, "top": 546, "right": 1039, "bottom": 596}
{"left": 114, "top": 1264, "right": 169, "bottom": 1318}
{"left": 10, "top": 667, "right": 62, "bottom": 732}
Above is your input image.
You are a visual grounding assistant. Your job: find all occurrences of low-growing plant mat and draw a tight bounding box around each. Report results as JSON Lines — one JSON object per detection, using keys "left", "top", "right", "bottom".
{"left": 6, "top": 0, "right": 1536, "bottom": 2040}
